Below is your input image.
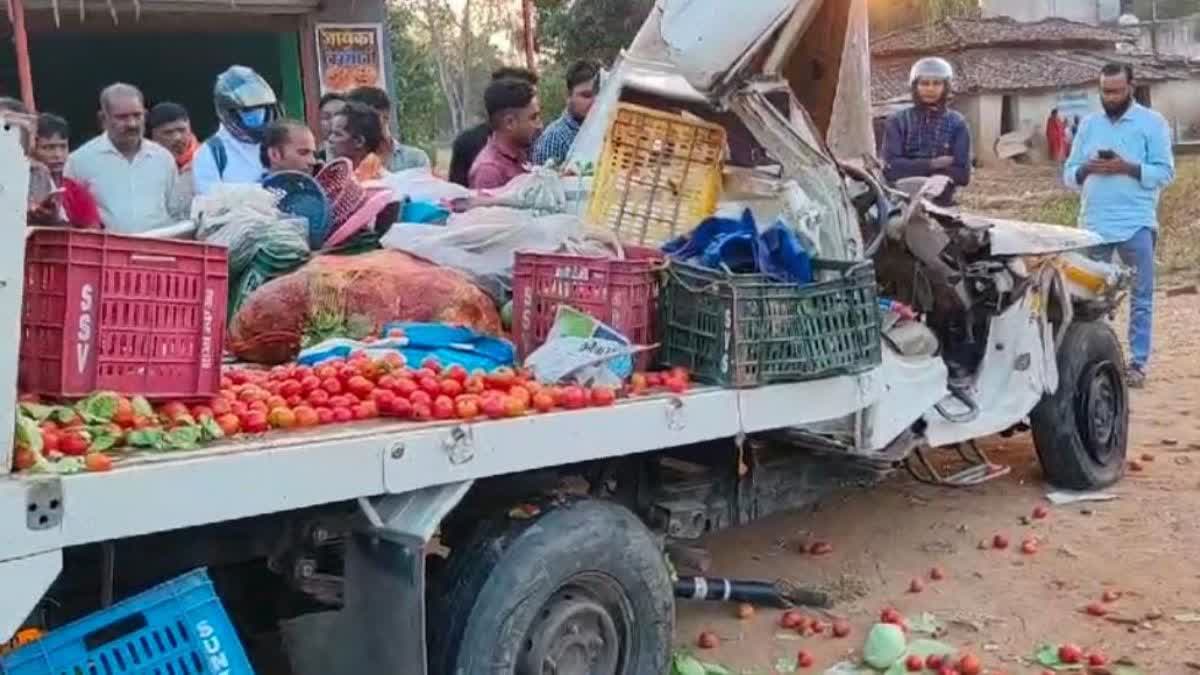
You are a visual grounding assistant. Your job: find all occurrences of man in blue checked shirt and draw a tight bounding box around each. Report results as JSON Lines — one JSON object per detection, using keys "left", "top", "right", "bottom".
{"left": 882, "top": 57, "right": 972, "bottom": 206}
{"left": 532, "top": 60, "right": 601, "bottom": 168}
{"left": 1064, "top": 62, "right": 1174, "bottom": 388}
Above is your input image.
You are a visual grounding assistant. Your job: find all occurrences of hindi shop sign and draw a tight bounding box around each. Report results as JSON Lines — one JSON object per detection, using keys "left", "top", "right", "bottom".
{"left": 316, "top": 23, "right": 386, "bottom": 93}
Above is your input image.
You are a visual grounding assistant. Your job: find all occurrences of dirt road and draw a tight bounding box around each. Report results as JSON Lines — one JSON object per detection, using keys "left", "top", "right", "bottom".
{"left": 676, "top": 289, "right": 1200, "bottom": 673}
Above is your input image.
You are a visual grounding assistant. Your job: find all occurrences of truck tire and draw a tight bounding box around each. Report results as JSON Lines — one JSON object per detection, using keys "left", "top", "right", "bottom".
{"left": 428, "top": 499, "right": 673, "bottom": 675}
{"left": 1031, "top": 320, "right": 1128, "bottom": 490}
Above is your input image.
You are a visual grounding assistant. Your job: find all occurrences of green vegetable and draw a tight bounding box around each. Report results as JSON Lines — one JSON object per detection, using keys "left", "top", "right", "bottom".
{"left": 127, "top": 428, "right": 167, "bottom": 451}
{"left": 863, "top": 623, "right": 906, "bottom": 670}
{"left": 500, "top": 300, "right": 513, "bottom": 331}
{"left": 88, "top": 429, "right": 120, "bottom": 453}
{"left": 132, "top": 396, "right": 154, "bottom": 419}
{"left": 670, "top": 653, "right": 732, "bottom": 675}
{"left": 200, "top": 417, "right": 225, "bottom": 442}
{"left": 51, "top": 408, "right": 80, "bottom": 425}
{"left": 165, "top": 426, "right": 202, "bottom": 450}
{"left": 19, "top": 402, "right": 54, "bottom": 421}
{"left": 76, "top": 392, "right": 118, "bottom": 423}
{"left": 15, "top": 416, "right": 43, "bottom": 454}
{"left": 47, "top": 457, "right": 86, "bottom": 474}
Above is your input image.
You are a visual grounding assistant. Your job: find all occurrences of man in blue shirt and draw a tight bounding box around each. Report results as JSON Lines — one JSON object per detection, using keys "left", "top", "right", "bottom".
{"left": 882, "top": 57, "right": 972, "bottom": 206}
{"left": 532, "top": 59, "right": 600, "bottom": 168}
{"left": 1063, "top": 63, "right": 1174, "bottom": 388}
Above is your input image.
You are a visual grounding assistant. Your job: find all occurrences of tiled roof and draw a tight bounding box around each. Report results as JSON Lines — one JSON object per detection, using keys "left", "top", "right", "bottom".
{"left": 872, "top": 16, "right": 1133, "bottom": 57}
{"left": 871, "top": 48, "right": 1193, "bottom": 102}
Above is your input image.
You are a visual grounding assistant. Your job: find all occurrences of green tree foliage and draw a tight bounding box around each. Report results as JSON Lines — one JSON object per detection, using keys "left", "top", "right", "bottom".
{"left": 388, "top": 2, "right": 443, "bottom": 154}
{"left": 533, "top": 0, "right": 654, "bottom": 64}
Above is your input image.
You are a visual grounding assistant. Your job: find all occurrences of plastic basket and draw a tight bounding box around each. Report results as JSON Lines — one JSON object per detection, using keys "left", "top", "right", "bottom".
{"left": 20, "top": 229, "right": 229, "bottom": 401}
{"left": 659, "top": 260, "right": 882, "bottom": 387}
{"left": 512, "top": 247, "right": 662, "bottom": 368}
{"left": 1, "top": 568, "right": 254, "bottom": 675}
{"left": 586, "top": 103, "right": 725, "bottom": 247}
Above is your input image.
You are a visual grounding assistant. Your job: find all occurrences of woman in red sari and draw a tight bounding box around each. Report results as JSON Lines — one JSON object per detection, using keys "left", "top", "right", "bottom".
{"left": 1045, "top": 108, "right": 1067, "bottom": 163}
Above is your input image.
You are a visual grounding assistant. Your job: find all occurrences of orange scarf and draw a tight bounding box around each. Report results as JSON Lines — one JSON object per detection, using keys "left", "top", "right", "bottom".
{"left": 176, "top": 135, "right": 200, "bottom": 170}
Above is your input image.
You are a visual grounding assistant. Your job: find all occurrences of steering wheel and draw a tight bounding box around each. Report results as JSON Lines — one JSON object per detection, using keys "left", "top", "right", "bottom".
{"left": 839, "top": 162, "right": 892, "bottom": 259}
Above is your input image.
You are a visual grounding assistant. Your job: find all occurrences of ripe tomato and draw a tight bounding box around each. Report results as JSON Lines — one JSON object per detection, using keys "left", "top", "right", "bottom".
{"left": 387, "top": 397, "right": 413, "bottom": 419}
{"left": 413, "top": 367, "right": 437, "bottom": 381}
{"left": 532, "top": 391, "right": 555, "bottom": 413}
{"left": 315, "top": 365, "right": 338, "bottom": 380}
{"left": 216, "top": 413, "right": 241, "bottom": 436}
{"left": 421, "top": 357, "right": 442, "bottom": 375}
{"left": 562, "top": 386, "right": 587, "bottom": 410}
{"left": 590, "top": 386, "right": 616, "bottom": 407}
{"left": 285, "top": 395, "right": 303, "bottom": 408}
{"left": 440, "top": 378, "right": 464, "bottom": 397}
{"left": 464, "top": 375, "right": 486, "bottom": 395}
{"left": 293, "top": 406, "right": 320, "bottom": 428}
{"left": 347, "top": 376, "right": 375, "bottom": 398}
{"left": 645, "top": 372, "right": 663, "bottom": 387}
{"left": 419, "top": 377, "right": 442, "bottom": 397}
{"left": 243, "top": 410, "right": 270, "bottom": 433}
{"left": 161, "top": 401, "right": 189, "bottom": 419}
{"left": 509, "top": 385, "right": 531, "bottom": 407}
{"left": 316, "top": 408, "right": 335, "bottom": 425}
{"left": 307, "top": 389, "right": 331, "bottom": 408}
{"left": 487, "top": 368, "right": 516, "bottom": 390}
{"left": 60, "top": 431, "right": 90, "bottom": 456}
{"left": 13, "top": 447, "right": 37, "bottom": 471}
{"left": 351, "top": 403, "right": 373, "bottom": 421}
{"left": 266, "top": 395, "right": 288, "bottom": 411}
{"left": 504, "top": 395, "right": 527, "bottom": 418}
{"left": 210, "top": 398, "right": 233, "bottom": 416}
{"left": 482, "top": 396, "right": 507, "bottom": 419}
{"left": 629, "top": 373, "right": 648, "bottom": 395}
{"left": 85, "top": 453, "right": 114, "bottom": 473}
{"left": 280, "top": 380, "right": 303, "bottom": 398}
{"left": 455, "top": 397, "right": 480, "bottom": 420}
{"left": 433, "top": 396, "right": 456, "bottom": 420}
{"left": 322, "top": 377, "right": 343, "bottom": 395}
{"left": 411, "top": 403, "right": 433, "bottom": 421}
{"left": 377, "top": 375, "right": 398, "bottom": 392}
{"left": 331, "top": 407, "right": 354, "bottom": 423}
{"left": 394, "top": 378, "right": 419, "bottom": 397}
{"left": 371, "top": 389, "right": 397, "bottom": 409}
{"left": 268, "top": 407, "right": 297, "bottom": 429}
{"left": 665, "top": 376, "right": 688, "bottom": 394}
{"left": 446, "top": 364, "right": 468, "bottom": 383}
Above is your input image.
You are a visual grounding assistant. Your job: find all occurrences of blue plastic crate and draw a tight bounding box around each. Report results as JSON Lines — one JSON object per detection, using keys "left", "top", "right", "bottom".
{"left": 2, "top": 568, "right": 254, "bottom": 675}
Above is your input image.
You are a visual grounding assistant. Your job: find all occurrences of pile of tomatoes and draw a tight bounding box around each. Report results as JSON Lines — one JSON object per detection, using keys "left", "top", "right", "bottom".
{"left": 203, "top": 354, "right": 693, "bottom": 436}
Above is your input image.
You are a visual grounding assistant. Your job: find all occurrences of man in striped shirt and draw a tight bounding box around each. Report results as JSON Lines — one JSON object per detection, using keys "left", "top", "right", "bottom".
{"left": 532, "top": 60, "right": 601, "bottom": 168}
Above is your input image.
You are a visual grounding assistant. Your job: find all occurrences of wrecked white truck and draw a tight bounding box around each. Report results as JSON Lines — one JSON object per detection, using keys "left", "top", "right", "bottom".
{"left": 0, "top": 0, "right": 1129, "bottom": 673}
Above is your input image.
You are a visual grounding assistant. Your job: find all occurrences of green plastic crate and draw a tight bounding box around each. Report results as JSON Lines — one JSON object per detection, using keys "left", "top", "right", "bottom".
{"left": 658, "top": 259, "right": 881, "bottom": 387}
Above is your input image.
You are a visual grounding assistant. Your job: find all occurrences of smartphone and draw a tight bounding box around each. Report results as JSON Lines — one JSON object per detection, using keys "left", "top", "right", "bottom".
{"left": 1098, "top": 149, "right": 1116, "bottom": 160}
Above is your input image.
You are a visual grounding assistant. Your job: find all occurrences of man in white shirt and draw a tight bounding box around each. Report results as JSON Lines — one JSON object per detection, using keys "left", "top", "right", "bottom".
{"left": 192, "top": 65, "right": 281, "bottom": 195}
{"left": 64, "top": 83, "right": 177, "bottom": 234}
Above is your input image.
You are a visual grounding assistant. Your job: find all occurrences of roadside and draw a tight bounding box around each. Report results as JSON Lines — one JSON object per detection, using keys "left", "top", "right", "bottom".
{"left": 675, "top": 167, "right": 1200, "bottom": 673}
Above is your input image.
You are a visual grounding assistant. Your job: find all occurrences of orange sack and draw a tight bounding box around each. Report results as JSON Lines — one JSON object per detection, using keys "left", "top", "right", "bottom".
{"left": 229, "top": 250, "right": 503, "bottom": 364}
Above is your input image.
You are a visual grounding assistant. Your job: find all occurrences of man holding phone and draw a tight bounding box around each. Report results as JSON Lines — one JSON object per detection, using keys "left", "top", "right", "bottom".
{"left": 1064, "top": 63, "right": 1174, "bottom": 388}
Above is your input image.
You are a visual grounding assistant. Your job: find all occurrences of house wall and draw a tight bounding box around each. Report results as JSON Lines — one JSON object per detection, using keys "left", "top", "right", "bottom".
{"left": 1132, "top": 15, "right": 1200, "bottom": 59}
{"left": 981, "top": 0, "right": 1119, "bottom": 24}
{"left": 1147, "top": 79, "right": 1200, "bottom": 141}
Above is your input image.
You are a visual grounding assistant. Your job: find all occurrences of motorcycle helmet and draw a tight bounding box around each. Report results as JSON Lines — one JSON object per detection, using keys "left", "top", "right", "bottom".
{"left": 908, "top": 56, "right": 955, "bottom": 88}
{"left": 214, "top": 65, "right": 280, "bottom": 144}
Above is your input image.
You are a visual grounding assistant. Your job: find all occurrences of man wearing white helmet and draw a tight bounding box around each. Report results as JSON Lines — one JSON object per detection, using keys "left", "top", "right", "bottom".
{"left": 193, "top": 65, "right": 282, "bottom": 196}
{"left": 882, "top": 57, "right": 972, "bottom": 205}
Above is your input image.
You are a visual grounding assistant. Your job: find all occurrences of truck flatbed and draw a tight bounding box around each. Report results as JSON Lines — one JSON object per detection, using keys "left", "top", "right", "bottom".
{"left": 0, "top": 374, "right": 878, "bottom": 559}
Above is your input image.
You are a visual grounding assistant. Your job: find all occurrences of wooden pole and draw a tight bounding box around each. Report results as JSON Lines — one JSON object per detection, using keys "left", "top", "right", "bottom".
{"left": 11, "top": 0, "right": 36, "bottom": 112}
{"left": 522, "top": 0, "right": 536, "bottom": 73}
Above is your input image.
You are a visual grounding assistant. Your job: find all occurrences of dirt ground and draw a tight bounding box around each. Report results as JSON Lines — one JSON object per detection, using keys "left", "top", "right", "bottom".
{"left": 675, "top": 170, "right": 1200, "bottom": 674}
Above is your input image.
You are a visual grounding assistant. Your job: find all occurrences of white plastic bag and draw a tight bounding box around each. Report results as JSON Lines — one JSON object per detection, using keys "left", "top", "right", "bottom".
{"left": 380, "top": 168, "right": 472, "bottom": 204}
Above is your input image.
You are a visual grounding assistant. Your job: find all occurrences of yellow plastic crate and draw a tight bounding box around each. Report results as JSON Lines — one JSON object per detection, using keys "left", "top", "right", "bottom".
{"left": 587, "top": 103, "right": 726, "bottom": 246}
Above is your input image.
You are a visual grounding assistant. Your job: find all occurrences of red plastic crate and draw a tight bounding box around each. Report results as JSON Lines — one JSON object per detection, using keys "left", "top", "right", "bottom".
{"left": 512, "top": 247, "right": 661, "bottom": 367}
{"left": 20, "top": 229, "right": 229, "bottom": 400}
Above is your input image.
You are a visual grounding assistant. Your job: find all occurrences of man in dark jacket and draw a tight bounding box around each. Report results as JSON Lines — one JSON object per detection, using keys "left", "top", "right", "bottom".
{"left": 882, "top": 57, "right": 972, "bottom": 206}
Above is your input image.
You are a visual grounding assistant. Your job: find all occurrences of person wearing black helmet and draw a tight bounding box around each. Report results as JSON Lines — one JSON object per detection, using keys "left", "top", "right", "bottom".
{"left": 193, "top": 65, "right": 281, "bottom": 195}
{"left": 881, "top": 56, "right": 972, "bottom": 206}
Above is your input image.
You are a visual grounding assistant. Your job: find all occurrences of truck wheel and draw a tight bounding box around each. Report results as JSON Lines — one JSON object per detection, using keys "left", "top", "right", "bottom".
{"left": 428, "top": 499, "right": 673, "bottom": 675}
{"left": 1031, "top": 320, "right": 1128, "bottom": 489}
